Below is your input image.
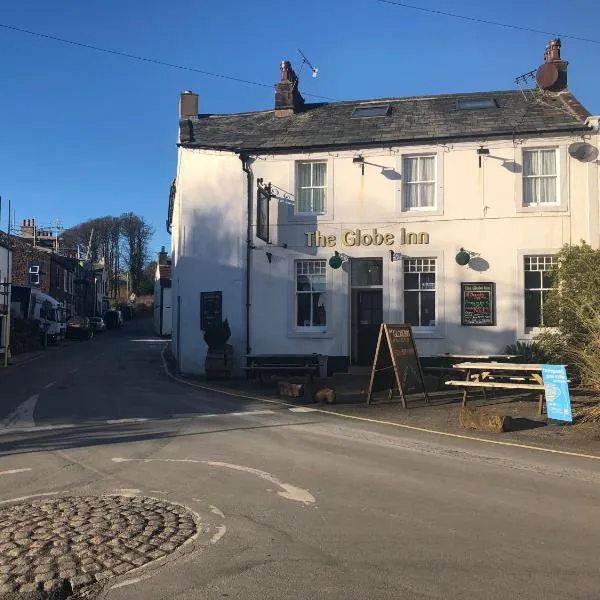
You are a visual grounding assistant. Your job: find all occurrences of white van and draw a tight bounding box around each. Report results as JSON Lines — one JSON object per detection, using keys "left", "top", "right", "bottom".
{"left": 29, "top": 290, "right": 66, "bottom": 343}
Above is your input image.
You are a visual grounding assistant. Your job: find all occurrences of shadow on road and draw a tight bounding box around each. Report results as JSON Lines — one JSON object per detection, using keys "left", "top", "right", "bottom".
{"left": 0, "top": 418, "right": 320, "bottom": 457}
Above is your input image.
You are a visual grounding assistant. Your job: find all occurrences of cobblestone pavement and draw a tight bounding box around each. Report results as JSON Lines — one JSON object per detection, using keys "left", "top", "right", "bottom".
{"left": 0, "top": 495, "right": 198, "bottom": 596}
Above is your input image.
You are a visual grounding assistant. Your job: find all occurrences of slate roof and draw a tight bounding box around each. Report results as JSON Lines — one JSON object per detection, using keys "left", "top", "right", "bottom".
{"left": 181, "top": 89, "right": 592, "bottom": 153}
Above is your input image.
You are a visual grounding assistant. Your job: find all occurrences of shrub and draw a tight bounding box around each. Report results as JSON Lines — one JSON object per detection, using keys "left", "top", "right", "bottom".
{"left": 203, "top": 319, "right": 231, "bottom": 351}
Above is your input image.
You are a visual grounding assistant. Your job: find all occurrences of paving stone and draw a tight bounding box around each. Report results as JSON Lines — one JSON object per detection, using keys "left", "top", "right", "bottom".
{"left": 0, "top": 495, "right": 198, "bottom": 593}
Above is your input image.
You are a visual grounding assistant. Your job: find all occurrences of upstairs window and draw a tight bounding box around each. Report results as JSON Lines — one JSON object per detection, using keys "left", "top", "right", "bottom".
{"left": 296, "top": 161, "right": 327, "bottom": 215}
{"left": 403, "top": 155, "right": 436, "bottom": 210}
{"left": 523, "top": 149, "right": 557, "bottom": 206}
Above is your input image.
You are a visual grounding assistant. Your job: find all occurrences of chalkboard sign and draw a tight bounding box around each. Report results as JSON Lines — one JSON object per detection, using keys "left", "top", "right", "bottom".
{"left": 200, "top": 291, "right": 222, "bottom": 331}
{"left": 366, "top": 324, "right": 429, "bottom": 407}
{"left": 461, "top": 282, "right": 496, "bottom": 326}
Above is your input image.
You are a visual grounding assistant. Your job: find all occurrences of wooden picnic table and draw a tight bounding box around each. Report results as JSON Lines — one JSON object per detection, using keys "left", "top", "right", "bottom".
{"left": 446, "top": 362, "right": 546, "bottom": 414}
{"left": 422, "top": 354, "right": 520, "bottom": 390}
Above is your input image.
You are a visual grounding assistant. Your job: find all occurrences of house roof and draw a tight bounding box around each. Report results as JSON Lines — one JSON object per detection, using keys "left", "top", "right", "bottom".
{"left": 181, "top": 89, "right": 592, "bottom": 153}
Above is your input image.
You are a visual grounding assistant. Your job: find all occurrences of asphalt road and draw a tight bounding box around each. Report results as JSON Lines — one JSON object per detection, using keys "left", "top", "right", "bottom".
{"left": 1, "top": 319, "right": 600, "bottom": 599}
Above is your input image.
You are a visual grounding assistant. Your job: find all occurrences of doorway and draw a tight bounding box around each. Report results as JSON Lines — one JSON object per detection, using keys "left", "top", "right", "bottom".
{"left": 350, "top": 258, "right": 383, "bottom": 366}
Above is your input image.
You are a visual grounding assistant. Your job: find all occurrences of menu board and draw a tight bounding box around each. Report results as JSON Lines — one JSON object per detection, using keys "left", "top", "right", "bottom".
{"left": 200, "top": 291, "right": 222, "bottom": 331}
{"left": 366, "top": 324, "right": 429, "bottom": 407}
{"left": 461, "top": 282, "right": 496, "bottom": 326}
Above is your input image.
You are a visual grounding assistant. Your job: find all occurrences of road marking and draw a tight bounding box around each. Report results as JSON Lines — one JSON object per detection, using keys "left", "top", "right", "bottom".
{"left": 0, "top": 491, "right": 64, "bottom": 505}
{"left": 170, "top": 410, "right": 275, "bottom": 420}
{"left": 69, "top": 367, "right": 79, "bottom": 373}
{"left": 0, "top": 395, "right": 39, "bottom": 429}
{"left": 130, "top": 339, "right": 166, "bottom": 343}
{"left": 209, "top": 504, "right": 225, "bottom": 518}
{"left": 210, "top": 525, "right": 227, "bottom": 545}
{"left": 289, "top": 406, "right": 319, "bottom": 413}
{"left": 0, "top": 468, "right": 32, "bottom": 476}
{"left": 0, "top": 424, "right": 76, "bottom": 436}
{"left": 112, "top": 457, "right": 316, "bottom": 505}
{"left": 42, "top": 381, "right": 57, "bottom": 390}
{"left": 106, "top": 418, "right": 149, "bottom": 424}
{"left": 160, "top": 344, "right": 600, "bottom": 462}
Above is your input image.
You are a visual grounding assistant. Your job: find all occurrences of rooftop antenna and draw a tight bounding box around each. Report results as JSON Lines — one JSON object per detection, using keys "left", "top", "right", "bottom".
{"left": 297, "top": 49, "right": 319, "bottom": 78}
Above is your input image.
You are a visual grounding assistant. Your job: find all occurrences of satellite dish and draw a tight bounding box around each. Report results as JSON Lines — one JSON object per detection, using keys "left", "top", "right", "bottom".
{"left": 568, "top": 142, "right": 598, "bottom": 163}
{"left": 536, "top": 63, "right": 559, "bottom": 90}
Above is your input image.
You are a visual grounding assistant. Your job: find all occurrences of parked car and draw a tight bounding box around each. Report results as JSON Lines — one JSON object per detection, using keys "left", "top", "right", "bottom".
{"left": 88, "top": 316, "right": 106, "bottom": 333}
{"left": 104, "top": 309, "right": 124, "bottom": 329}
{"left": 65, "top": 316, "right": 94, "bottom": 340}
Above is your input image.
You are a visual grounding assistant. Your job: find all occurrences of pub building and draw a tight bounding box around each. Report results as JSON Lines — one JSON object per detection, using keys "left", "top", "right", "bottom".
{"left": 168, "top": 40, "right": 600, "bottom": 376}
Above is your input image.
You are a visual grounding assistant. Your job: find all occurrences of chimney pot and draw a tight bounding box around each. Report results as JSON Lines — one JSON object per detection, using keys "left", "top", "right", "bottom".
{"left": 179, "top": 91, "right": 198, "bottom": 119}
{"left": 537, "top": 38, "right": 568, "bottom": 92}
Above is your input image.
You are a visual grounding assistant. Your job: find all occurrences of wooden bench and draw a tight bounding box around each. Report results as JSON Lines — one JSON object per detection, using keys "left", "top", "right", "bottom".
{"left": 445, "top": 380, "right": 546, "bottom": 414}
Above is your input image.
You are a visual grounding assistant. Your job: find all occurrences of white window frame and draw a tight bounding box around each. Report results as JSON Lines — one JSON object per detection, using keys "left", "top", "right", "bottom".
{"left": 295, "top": 161, "right": 328, "bottom": 216}
{"left": 402, "top": 256, "right": 439, "bottom": 333}
{"left": 397, "top": 151, "right": 444, "bottom": 218}
{"left": 29, "top": 265, "right": 40, "bottom": 286}
{"left": 516, "top": 145, "right": 568, "bottom": 213}
{"left": 293, "top": 259, "right": 328, "bottom": 331}
{"left": 516, "top": 249, "right": 560, "bottom": 337}
{"left": 288, "top": 158, "right": 334, "bottom": 222}
{"left": 523, "top": 254, "right": 557, "bottom": 331}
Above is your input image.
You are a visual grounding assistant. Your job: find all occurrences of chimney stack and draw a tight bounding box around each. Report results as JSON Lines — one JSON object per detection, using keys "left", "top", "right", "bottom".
{"left": 179, "top": 90, "right": 198, "bottom": 118}
{"left": 536, "top": 38, "right": 568, "bottom": 92}
{"left": 158, "top": 246, "right": 168, "bottom": 265}
{"left": 274, "top": 60, "right": 304, "bottom": 117}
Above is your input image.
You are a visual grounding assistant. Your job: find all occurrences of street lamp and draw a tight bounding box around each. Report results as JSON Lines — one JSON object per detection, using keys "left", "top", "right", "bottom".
{"left": 93, "top": 277, "right": 98, "bottom": 317}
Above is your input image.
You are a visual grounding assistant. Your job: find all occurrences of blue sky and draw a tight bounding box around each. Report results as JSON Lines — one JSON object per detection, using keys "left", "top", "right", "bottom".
{"left": 0, "top": 0, "right": 598, "bottom": 258}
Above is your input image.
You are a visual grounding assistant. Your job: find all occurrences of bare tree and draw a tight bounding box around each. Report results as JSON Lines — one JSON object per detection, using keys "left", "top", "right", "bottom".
{"left": 120, "top": 213, "right": 155, "bottom": 294}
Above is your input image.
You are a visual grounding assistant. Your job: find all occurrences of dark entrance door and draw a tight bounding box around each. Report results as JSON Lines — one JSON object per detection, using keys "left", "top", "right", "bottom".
{"left": 355, "top": 290, "right": 383, "bottom": 365}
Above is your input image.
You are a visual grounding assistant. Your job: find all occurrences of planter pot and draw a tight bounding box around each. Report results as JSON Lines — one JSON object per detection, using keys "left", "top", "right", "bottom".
{"left": 205, "top": 344, "right": 233, "bottom": 379}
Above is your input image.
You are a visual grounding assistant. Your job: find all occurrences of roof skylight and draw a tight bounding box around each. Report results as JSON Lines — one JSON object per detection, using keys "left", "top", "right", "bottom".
{"left": 456, "top": 98, "right": 499, "bottom": 110}
{"left": 351, "top": 104, "right": 391, "bottom": 117}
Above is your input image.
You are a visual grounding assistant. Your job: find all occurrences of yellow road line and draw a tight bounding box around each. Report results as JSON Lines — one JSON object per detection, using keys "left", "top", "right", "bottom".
{"left": 161, "top": 345, "right": 600, "bottom": 462}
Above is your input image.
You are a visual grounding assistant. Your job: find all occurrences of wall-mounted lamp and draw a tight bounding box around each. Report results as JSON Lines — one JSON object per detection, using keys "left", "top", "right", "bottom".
{"left": 352, "top": 155, "right": 365, "bottom": 176}
{"left": 329, "top": 250, "right": 349, "bottom": 269}
{"left": 477, "top": 146, "right": 490, "bottom": 168}
{"left": 455, "top": 247, "right": 479, "bottom": 266}
{"left": 265, "top": 251, "right": 273, "bottom": 263}
{"left": 390, "top": 250, "right": 403, "bottom": 262}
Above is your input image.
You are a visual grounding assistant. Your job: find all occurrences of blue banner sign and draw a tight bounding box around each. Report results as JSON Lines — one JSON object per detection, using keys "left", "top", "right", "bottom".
{"left": 541, "top": 365, "right": 572, "bottom": 422}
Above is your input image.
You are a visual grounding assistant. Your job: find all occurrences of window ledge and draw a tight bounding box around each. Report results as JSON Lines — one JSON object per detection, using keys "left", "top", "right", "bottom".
{"left": 412, "top": 329, "right": 445, "bottom": 340}
{"left": 287, "top": 330, "right": 334, "bottom": 339}
{"left": 516, "top": 204, "right": 568, "bottom": 214}
{"left": 398, "top": 208, "right": 444, "bottom": 218}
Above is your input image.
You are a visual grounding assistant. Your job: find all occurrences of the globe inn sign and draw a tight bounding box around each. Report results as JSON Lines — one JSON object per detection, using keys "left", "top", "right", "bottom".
{"left": 305, "top": 227, "right": 430, "bottom": 248}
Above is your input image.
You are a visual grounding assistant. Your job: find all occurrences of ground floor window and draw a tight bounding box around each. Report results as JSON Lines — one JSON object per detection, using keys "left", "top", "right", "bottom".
{"left": 295, "top": 260, "right": 326, "bottom": 327}
{"left": 524, "top": 255, "right": 556, "bottom": 328}
{"left": 403, "top": 258, "right": 436, "bottom": 327}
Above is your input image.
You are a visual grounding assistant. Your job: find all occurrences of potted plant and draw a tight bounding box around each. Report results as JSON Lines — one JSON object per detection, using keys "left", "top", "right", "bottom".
{"left": 203, "top": 318, "right": 233, "bottom": 378}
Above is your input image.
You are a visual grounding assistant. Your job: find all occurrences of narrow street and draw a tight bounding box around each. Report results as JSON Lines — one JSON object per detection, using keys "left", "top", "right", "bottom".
{"left": 1, "top": 320, "right": 599, "bottom": 599}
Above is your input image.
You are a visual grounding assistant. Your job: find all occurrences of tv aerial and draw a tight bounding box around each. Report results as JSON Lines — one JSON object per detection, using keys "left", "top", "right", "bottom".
{"left": 297, "top": 49, "right": 319, "bottom": 78}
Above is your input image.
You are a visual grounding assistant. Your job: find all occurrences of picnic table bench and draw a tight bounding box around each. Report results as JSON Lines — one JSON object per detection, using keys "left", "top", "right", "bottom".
{"left": 243, "top": 354, "right": 321, "bottom": 400}
{"left": 445, "top": 362, "right": 548, "bottom": 414}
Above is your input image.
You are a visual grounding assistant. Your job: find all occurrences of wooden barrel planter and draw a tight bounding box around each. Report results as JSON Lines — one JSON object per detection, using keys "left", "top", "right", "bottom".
{"left": 205, "top": 344, "right": 233, "bottom": 379}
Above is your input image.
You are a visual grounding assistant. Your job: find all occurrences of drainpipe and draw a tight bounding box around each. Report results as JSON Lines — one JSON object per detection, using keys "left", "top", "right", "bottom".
{"left": 240, "top": 153, "right": 252, "bottom": 356}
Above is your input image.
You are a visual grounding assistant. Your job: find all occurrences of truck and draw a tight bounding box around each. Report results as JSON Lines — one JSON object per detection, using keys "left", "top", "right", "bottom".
{"left": 11, "top": 285, "right": 66, "bottom": 344}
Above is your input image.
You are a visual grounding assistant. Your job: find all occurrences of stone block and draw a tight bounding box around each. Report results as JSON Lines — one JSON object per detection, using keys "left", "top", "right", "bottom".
{"left": 314, "top": 387, "right": 336, "bottom": 404}
{"left": 278, "top": 382, "right": 304, "bottom": 397}
{"left": 459, "top": 407, "right": 511, "bottom": 433}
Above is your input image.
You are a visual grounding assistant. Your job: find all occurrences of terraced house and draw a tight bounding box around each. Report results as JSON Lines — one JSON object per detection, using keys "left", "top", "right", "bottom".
{"left": 168, "top": 39, "right": 599, "bottom": 376}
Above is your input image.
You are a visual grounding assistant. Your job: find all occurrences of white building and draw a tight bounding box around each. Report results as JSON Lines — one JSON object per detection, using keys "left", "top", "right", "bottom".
{"left": 169, "top": 39, "right": 600, "bottom": 376}
{"left": 153, "top": 247, "right": 172, "bottom": 337}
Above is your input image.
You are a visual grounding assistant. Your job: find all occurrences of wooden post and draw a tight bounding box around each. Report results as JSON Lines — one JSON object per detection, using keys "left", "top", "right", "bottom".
{"left": 366, "top": 325, "right": 384, "bottom": 405}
